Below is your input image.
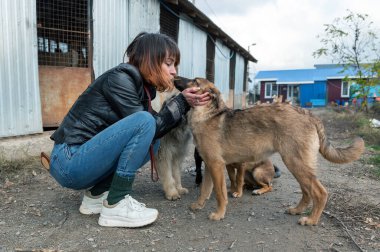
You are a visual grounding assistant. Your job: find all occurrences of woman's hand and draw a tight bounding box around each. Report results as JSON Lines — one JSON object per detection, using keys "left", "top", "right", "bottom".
{"left": 182, "top": 87, "right": 210, "bottom": 107}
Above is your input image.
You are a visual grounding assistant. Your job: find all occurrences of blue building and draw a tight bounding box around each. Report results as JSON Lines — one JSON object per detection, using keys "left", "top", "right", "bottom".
{"left": 255, "top": 64, "right": 379, "bottom": 107}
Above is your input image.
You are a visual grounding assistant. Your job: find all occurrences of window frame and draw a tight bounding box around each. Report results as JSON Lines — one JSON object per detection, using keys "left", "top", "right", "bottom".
{"left": 341, "top": 80, "right": 350, "bottom": 97}
{"left": 264, "top": 82, "right": 277, "bottom": 98}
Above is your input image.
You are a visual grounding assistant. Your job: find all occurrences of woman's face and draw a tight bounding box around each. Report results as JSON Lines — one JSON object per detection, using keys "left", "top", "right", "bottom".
{"left": 161, "top": 56, "right": 177, "bottom": 81}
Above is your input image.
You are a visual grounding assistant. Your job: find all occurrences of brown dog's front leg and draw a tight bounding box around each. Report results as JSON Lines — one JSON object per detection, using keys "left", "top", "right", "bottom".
{"left": 208, "top": 161, "right": 228, "bottom": 220}
{"left": 190, "top": 166, "right": 213, "bottom": 211}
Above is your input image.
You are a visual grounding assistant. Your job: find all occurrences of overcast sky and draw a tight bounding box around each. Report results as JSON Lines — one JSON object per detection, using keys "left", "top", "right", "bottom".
{"left": 193, "top": 0, "right": 380, "bottom": 76}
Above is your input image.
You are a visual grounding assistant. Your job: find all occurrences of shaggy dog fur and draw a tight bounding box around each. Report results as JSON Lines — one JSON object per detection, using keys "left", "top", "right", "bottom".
{"left": 154, "top": 90, "right": 193, "bottom": 200}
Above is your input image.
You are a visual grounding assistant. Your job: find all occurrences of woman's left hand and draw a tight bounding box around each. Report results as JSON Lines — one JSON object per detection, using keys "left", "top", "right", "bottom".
{"left": 182, "top": 87, "right": 210, "bottom": 107}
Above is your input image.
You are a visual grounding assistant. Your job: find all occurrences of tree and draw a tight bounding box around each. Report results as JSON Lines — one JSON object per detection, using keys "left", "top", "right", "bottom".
{"left": 313, "top": 10, "right": 380, "bottom": 111}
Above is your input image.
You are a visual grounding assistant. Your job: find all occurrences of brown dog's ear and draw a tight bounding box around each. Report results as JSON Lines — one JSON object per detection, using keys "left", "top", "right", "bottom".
{"left": 173, "top": 76, "right": 193, "bottom": 91}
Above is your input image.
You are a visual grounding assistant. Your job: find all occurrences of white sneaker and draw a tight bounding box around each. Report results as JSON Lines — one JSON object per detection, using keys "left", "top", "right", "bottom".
{"left": 79, "top": 191, "right": 109, "bottom": 215}
{"left": 98, "top": 195, "right": 158, "bottom": 228}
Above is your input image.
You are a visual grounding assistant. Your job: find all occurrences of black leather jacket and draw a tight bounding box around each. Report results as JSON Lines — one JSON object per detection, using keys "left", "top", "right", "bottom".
{"left": 51, "top": 63, "right": 190, "bottom": 145}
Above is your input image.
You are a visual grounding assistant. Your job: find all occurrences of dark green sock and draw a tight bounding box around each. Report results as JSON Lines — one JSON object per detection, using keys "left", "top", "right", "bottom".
{"left": 106, "top": 174, "right": 135, "bottom": 205}
{"left": 89, "top": 173, "right": 114, "bottom": 196}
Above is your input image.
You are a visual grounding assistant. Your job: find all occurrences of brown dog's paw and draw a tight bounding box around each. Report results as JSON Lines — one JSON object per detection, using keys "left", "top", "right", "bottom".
{"left": 165, "top": 191, "right": 181, "bottom": 201}
{"left": 229, "top": 185, "right": 237, "bottom": 193}
{"left": 190, "top": 202, "right": 204, "bottom": 211}
{"left": 286, "top": 207, "right": 302, "bottom": 215}
{"left": 232, "top": 191, "right": 242, "bottom": 198}
{"left": 298, "top": 216, "right": 317, "bottom": 226}
{"left": 177, "top": 187, "right": 189, "bottom": 195}
{"left": 209, "top": 212, "right": 224, "bottom": 221}
{"left": 251, "top": 189, "right": 263, "bottom": 195}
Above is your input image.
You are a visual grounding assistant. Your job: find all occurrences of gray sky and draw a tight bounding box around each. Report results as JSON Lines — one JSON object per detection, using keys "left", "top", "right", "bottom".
{"left": 193, "top": 0, "right": 380, "bottom": 76}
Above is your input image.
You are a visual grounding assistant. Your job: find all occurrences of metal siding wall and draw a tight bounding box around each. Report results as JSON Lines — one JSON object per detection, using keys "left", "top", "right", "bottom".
{"left": 128, "top": 0, "right": 160, "bottom": 109}
{"left": 128, "top": 0, "right": 160, "bottom": 40}
{"left": 92, "top": 0, "right": 129, "bottom": 78}
{"left": 214, "top": 40, "right": 230, "bottom": 102}
{"left": 92, "top": 0, "right": 160, "bottom": 78}
{"left": 233, "top": 53, "right": 245, "bottom": 109}
{"left": 299, "top": 81, "right": 326, "bottom": 107}
{"left": 0, "top": 0, "right": 42, "bottom": 137}
{"left": 177, "top": 17, "right": 207, "bottom": 78}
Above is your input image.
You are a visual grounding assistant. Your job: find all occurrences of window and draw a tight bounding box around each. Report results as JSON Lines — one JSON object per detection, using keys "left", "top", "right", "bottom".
{"left": 341, "top": 81, "right": 350, "bottom": 97}
{"left": 206, "top": 36, "right": 215, "bottom": 83}
{"left": 160, "top": 2, "right": 179, "bottom": 42}
{"left": 37, "top": 0, "right": 89, "bottom": 67}
{"left": 272, "top": 84, "right": 278, "bottom": 97}
{"left": 229, "top": 53, "right": 236, "bottom": 89}
{"left": 265, "top": 82, "right": 277, "bottom": 98}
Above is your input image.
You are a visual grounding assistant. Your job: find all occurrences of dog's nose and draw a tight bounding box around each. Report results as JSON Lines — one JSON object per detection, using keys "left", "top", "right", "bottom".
{"left": 174, "top": 76, "right": 193, "bottom": 91}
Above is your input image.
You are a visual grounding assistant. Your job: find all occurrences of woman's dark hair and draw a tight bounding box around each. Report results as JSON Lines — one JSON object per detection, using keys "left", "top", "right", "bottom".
{"left": 125, "top": 32, "right": 180, "bottom": 92}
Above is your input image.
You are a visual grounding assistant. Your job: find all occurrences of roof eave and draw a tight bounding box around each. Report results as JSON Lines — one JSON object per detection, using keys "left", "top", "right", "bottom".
{"left": 255, "top": 78, "right": 278, "bottom": 82}
{"left": 162, "top": 0, "right": 257, "bottom": 63}
{"left": 326, "top": 75, "right": 360, "bottom": 79}
{"left": 277, "top": 81, "right": 314, "bottom": 84}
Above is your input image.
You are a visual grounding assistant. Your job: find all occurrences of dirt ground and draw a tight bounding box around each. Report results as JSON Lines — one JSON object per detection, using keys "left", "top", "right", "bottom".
{"left": 0, "top": 108, "right": 379, "bottom": 252}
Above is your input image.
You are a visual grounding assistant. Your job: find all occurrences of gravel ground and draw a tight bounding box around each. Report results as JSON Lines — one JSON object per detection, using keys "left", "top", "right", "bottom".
{"left": 0, "top": 108, "right": 379, "bottom": 252}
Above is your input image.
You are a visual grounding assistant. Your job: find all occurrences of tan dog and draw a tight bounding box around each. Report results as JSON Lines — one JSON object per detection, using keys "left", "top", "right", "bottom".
{"left": 227, "top": 160, "right": 275, "bottom": 198}
{"left": 176, "top": 77, "right": 365, "bottom": 226}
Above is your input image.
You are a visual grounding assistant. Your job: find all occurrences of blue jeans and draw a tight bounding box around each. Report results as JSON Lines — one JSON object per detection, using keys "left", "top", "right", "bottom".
{"left": 50, "top": 111, "right": 159, "bottom": 190}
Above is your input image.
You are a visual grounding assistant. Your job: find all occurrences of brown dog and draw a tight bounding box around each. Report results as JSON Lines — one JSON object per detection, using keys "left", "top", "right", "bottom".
{"left": 176, "top": 77, "right": 365, "bottom": 226}
{"left": 227, "top": 160, "right": 276, "bottom": 198}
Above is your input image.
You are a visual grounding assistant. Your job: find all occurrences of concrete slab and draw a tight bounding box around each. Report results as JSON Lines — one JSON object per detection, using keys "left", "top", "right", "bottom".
{"left": 0, "top": 131, "right": 54, "bottom": 160}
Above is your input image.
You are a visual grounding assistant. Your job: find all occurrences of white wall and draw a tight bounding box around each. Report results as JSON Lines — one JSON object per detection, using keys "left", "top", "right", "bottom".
{"left": 214, "top": 39, "right": 231, "bottom": 103}
{"left": 233, "top": 53, "right": 245, "bottom": 109}
{"left": 177, "top": 16, "right": 207, "bottom": 78}
{"left": 92, "top": 0, "right": 160, "bottom": 78}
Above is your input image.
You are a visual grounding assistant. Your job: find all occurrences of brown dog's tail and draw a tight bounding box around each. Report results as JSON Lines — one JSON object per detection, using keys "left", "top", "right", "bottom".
{"left": 314, "top": 118, "right": 365, "bottom": 164}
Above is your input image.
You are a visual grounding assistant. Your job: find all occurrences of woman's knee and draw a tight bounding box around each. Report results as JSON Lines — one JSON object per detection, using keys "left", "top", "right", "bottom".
{"left": 134, "top": 111, "right": 156, "bottom": 131}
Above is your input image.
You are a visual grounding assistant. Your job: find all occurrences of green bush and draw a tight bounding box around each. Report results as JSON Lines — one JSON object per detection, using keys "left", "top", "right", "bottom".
{"left": 334, "top": 111, "right": 380, "bottom": 178}
{"left": 370, "top": 102, "right": 380, "bottom": 115}
{"left": 351, "top": 113, "right": 380, "bottom": 146}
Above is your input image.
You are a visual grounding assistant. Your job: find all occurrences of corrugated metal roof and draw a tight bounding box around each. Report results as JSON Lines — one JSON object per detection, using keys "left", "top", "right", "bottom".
{"left": 255, "top": 65, "right": 361, "bottom": 84}
{"left": 162, "top": 0, "right": 256, "bottom": 63}
{"left": 255, "top": 69, "right": 315, "bottom": 83}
